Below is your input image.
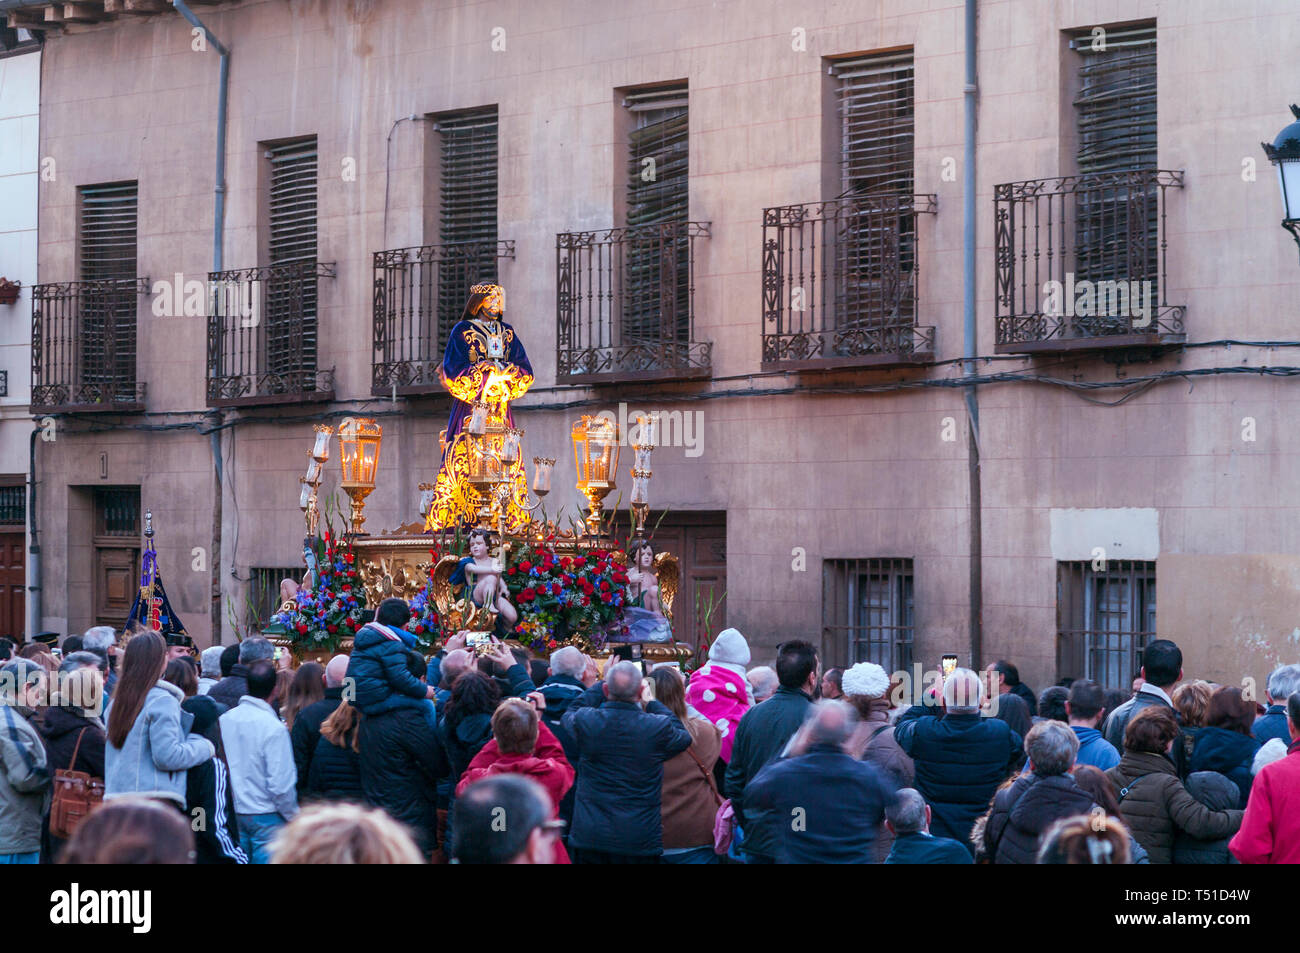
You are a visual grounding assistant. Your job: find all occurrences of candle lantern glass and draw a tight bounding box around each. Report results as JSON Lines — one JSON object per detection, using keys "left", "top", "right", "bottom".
{"left": 468, "top": 402, "right": 489, "bottom": 436}
{"left": 299, "top": 481, "right": 313, "bottom": 510}
{"left": 311, "top": 425, "right": 333, "bottom": 461}
{"left": 532, "top": 456, "right": 554, "bottom": 495}
{"left": 337, "top": 418, "right": 383, "bottom": 534}
{"left": 304, "top": 459, "right": 322, "bottom": 484}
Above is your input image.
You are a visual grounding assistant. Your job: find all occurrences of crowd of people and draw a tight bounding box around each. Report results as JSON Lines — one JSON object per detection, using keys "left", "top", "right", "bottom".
{"left": 1, "top": 610, "right": 1298, "bottom": 864}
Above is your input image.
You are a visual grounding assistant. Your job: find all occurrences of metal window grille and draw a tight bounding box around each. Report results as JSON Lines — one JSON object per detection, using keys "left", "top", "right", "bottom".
{"left": 823, "top": 558, "right": 914, "bottom": 671}
{"left": 267, "top": 138, "right": 319, "bottom": 378}
{"left": 0, "top": 485, "right": 25, "bottom": 526}
{"left": 250, "top": 566, "right": 303, "bottom": 627}
{"left": 94, "top": 488, "right": 140, "bottom": 537}
{"left": 624, "top": 84, "right": 689, "bottom": 343}
{"left": 1057, "top": 560, "right": 1156, "bottom": 690}
{"left": 1071, "top": 24, "right": 1158, "bottom": 321}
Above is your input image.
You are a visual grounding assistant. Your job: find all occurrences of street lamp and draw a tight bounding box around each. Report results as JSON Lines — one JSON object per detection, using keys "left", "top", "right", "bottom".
{"left": 1262, "top": 104, "right": 1300, "bottom": 263}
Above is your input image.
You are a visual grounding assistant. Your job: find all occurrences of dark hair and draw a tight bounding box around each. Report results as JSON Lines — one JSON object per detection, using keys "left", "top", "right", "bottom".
{"left": 1140, "top": 639, "right": 1182, "bottom": 688}
{"left": 376, "top": 598, "right": 412, "bottom": 628}
{"left": 62, "top": 635, "right": 84, "bottom": 655}
{"left": 491, "top": 697, "right": 539, "bottom": 755}
{"left": 1288, "top": 692, "right": 1300, "bottom": 729}
{"left": 246, "top": 660, "right": 278, "bottom": 700}
{"left": 529, "top": 659, "right": 549, "bottom": 688}
{"left": 282, "top": 661, "right": 326, "bottom": 730}
{"left": 1102, "top": 688, "right": 1128, "bottom": 721}
{"left": 775, "top": 640, "right": 818, "bottom": 690}
{"left": 451, "top": 775, "right": 550, "bottom": 864}
{"left": 1124, "top": 706, "right": 1180, "bottom": 754}
{"left": 823, "top": 668, "right": 844, "bottom": 691}
{"left": 1071, "top": 765, "right": 1125, "bottom": 821}
{"left": 1037, "top": 686, "right": 1069, "bottom": 723}
{"left": 1205, "top": 685, "right": 1255, "bottom": 735}
{"left": 0, "top": 637, "right": 12, "bottom": 661}
{"left": 219, "top": 644, "right": 239, "bottom": 677}
{"left": 107, "top": 632, "right": 168, "bottom": 749}
{"left": 163, "top": 657, "right": 199, "bottom": 698}
{"left": 445, "top": 671, "right": 502, "bottom": 731}
{"left": 993, "top": 660, "right": 1021, "bottom": 686}
{"left": 628, "top": 538, "right": 653, "bottom": 560}
{"left": 59, "top": 798, "right": 195, "bottom": 864}
{"left": 1037, "top": 815, "right": 1131, "bottom": 865}
{"left": 1067, "top": 679, "right": 1106, "bottom": 721}
{"left": 467, "top": 527, "right": 493, "bottom": 548}
{"left": 404, "top": 650, "right": 427, "bottom": 681}
{"left": 1056, "top": 677, "right": 1075, "bottom": 689}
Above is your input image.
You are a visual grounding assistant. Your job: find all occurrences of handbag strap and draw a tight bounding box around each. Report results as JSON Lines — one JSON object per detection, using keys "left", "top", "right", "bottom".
{"left": 685, "top": 742, "right": 723, "bottom": 807}
{"left": 66, "top": 727, "right": 89, "bottom": 773}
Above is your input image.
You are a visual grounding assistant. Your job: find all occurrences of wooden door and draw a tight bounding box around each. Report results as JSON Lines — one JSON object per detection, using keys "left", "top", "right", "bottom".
{"left": 0, "top": 531, "right": 24, "bottom": 638}
{"left": 93, "top": 487, "right": 141, "bottom": 628}
{"left": 632, "top": 511, "right": 726, "bottom": 654}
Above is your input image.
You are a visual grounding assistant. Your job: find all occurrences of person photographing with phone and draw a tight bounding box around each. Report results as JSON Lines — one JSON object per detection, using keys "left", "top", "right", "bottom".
{"left": 561, "top": 660, "right": 692, "bottom": 863}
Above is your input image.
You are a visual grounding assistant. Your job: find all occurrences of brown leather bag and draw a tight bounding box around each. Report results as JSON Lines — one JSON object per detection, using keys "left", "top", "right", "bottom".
{"left": 49, "top": 728, "right": 104, "bottom": 840}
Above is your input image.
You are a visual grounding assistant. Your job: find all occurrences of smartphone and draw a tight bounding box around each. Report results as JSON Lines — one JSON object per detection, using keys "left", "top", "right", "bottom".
{"left": 941, "top": 654, "right": 958, "bottom": 676}
{"left": 466, "top": 633, "right": 491, "bottom": 656}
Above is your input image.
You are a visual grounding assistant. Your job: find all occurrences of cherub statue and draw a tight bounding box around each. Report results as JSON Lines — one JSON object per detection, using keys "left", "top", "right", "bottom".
{"left": 451, "top": 527, "right": 517, "bottom": 628}
{"left": 622, "top": 538, "right": 674, "bottom": 643}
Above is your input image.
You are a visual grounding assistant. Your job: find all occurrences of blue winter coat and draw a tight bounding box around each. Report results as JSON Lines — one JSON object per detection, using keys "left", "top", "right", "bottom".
{"left": 893, "top": 711, "right": 1022, "bottom": 853}
{"left": 562, "top": 687, "right": 692, "bottom": 856}
{"left": 746, "top": 744, "right": 897, "bottom": 863}
{"left": 345, "top": 624, "right": 427, "bottom": 717}
{"left": 1253, "top": 706, "right": 1290, "bottom": 747}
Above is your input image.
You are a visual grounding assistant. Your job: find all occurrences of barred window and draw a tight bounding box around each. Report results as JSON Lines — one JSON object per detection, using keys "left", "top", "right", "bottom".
{"left": 94, "top": 488, "right": 140, "bottom": 537}
{"left": 250, "top": 566, "right": 304, "bottom": 627}
{"left": 1058, "top": 560, "right": 1156, "bottom": 690}
{"left": 0, "top": 484, "right": 24, "bottom": 526}
{"left": 823, "top": 558, "right": 914, "bottom": 671}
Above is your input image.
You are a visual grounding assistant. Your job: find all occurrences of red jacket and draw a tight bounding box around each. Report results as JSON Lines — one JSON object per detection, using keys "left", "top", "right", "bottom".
{"left": 1230, "top": 742, "right": 1300, "bottom": 864}
{"left": 457, "top": 720, "right": 575, "bottom": 864}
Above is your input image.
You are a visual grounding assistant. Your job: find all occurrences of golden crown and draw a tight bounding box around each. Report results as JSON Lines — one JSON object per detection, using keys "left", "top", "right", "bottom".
{"left": 470, "top": 283, "right": 505, "bottom": 315}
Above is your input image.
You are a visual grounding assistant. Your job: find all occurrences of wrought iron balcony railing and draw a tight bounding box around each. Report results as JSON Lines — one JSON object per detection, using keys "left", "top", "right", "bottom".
{"left": 372, "top": 240, "right": 515, "bottom": 396}
{"left": 994, "top": 169, "right": 1185, "bottom": 353}
{"left": 556, "top": 220, "right": 711, "bottom": 383}
{"left": 206, "top": 260, "right": 336, "bottom": 407}
{"left": 31, "top": 278, "right": 149, "bottom": 413}
{"left": 761, "top": 194, "right": 937, "bottom": 370}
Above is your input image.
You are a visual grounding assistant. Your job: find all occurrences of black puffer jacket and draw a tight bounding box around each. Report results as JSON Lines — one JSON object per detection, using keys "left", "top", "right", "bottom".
{"left": 439, "top": 711, "right": 493, "bottom": 785}
{"left": 290, "top": 688, "right": 343, "bottom": 799}
{"left": 207, "top": 666, "right": 249, "bottom": 710}
{"left": 985, "top": 772, "right": 1098, "bottom": 864}
{"left": 1172, "top": 771, "right": 1240, "bottom": 865}
{"left": 305, "top": 732, "right": 365, "bottom": 804}
{"left": 538, "top": 674, "right": 587, "bottom": 827}
{"left": 358, "top": 708, "right": 448, "bottom": 856}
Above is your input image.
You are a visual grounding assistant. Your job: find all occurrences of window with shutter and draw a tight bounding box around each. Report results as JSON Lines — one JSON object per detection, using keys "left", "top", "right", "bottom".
{"left": 266, "top": 138, "right": 318, "bottom": 377}
{"left": 437, "top": 108, "right": 499, "bottom": 343}
{"left": 822, "top": 558, "right": 915, "bottom": 671}
{"left": 1071, "top": 25, "right": 1158, "bottom": 324}
{"left": 832, "top": 52, "right": 915, "bottom": 335}
{"left": 624, "top": 84, "right": 688, "bottom": 343}
{"left": 78, "top": 182, "right": 139, "bottom": 397}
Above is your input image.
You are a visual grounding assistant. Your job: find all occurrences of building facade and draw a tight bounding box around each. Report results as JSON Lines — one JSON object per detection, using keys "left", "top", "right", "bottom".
{"left": 11, "top": 0, "right": 1300, "bottom": 693}
{"left": 0, "top": 25, "right": 40, "bottom": 640}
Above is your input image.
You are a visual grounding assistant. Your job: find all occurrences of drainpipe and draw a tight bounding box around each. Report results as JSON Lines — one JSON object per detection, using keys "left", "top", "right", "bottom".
{"left": 174, "top": 0, "right": 230, "bottom": 642}
{"left": 963, "top": 0, "right": 982, "bottom": 668}
{"left": 27, "top": 426, "right": 40, "bottom": 638}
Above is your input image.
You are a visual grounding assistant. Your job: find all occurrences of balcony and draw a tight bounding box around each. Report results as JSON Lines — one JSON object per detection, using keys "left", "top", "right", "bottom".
{"left": 556, "top": 221, "right": 712, "bottom": 384}
{"left": 761, "top": 194, "right": 937, "bottom": 371}
{"left": 994, "top": 170, "right": 1185, "bottom": 354}
{"left": 372, "top": 240, "right": 515, "bottom": 397}
{"left": 206, "top": 261, "right": 335, "bottom": 407}
{"left": 31, "top": 278, "right": 149, "bottom": 413}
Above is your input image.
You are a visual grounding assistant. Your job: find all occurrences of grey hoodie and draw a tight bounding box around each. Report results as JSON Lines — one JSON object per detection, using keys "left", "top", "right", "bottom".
{"left": 105, "top": 679, "right": 214, "bottom": 807}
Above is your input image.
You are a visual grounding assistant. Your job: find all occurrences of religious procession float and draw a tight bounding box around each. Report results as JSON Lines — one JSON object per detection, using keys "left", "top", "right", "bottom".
{"left": 261, "top": 282, "right": 691, "bottom": 666}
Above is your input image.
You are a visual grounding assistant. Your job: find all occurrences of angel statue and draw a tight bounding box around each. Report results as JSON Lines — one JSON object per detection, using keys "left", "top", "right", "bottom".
{"left": 426, "top": 283, "right": 535, "bottom": 532}
{"left": 621, "top": 538, "right": 677, "bottom": 644}
{"left": 430, "top": 527, "right": 517, "bottom": 632}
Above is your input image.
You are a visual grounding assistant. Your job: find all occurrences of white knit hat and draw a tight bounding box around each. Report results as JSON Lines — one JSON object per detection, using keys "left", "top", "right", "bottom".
{"left": 841, "top": 662, "right": 890, "bottom": 699}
